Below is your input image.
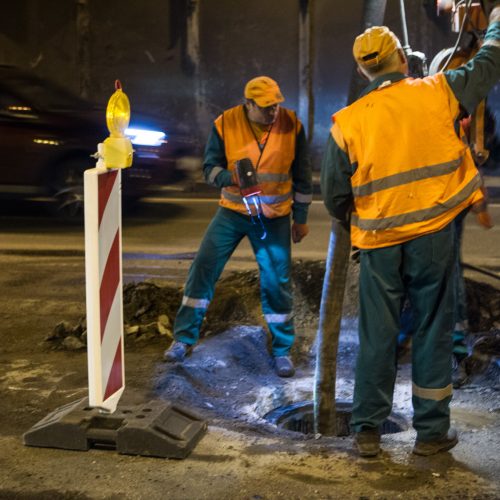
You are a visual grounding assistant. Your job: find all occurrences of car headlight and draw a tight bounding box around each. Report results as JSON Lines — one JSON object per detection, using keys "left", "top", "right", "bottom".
{"left": 125, "top": 127, "right": 166, "bottom": 147}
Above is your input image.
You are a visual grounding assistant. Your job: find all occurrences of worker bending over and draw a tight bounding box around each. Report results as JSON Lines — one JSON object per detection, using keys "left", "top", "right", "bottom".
{"left": 165, "top": 76, "right": 313, "bottom": 377}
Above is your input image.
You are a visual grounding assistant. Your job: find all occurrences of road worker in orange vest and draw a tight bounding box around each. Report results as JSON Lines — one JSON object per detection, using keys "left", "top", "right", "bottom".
{"left": 164, "top": 76, "right": 313, "bottom": 377}
{"left": 321, "top": 7, "right": 500, "bottom": 457}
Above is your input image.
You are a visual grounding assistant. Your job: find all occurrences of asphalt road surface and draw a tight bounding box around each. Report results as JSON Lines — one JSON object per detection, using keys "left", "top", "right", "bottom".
{"left": 0, "top": 195, "right": 499, "bottom": 499}
{"left": 1, "top": 196, "right": 500, "bottom": 266}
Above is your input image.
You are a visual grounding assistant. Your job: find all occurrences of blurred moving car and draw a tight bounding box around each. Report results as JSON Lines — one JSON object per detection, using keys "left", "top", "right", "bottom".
{"left": 0, "top": 65, "right": 198, "bottom": 216}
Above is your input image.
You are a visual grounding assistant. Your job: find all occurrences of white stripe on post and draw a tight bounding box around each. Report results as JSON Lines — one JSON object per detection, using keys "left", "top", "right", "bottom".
{"left": 84, "top": 167, "right": 125, "bottom": 413}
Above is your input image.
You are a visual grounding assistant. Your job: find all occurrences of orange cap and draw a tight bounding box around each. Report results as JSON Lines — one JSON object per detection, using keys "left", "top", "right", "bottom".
{"left": 244, "top": 76, "right": 284, "bottom": 107}
{"left": 353, "top": 26, "right": 401, "bottom": 67}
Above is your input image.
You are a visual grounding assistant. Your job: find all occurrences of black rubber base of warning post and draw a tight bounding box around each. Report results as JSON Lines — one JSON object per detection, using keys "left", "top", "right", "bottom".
{"left": 23, "top": 398, "right": 207, "bottom": 459}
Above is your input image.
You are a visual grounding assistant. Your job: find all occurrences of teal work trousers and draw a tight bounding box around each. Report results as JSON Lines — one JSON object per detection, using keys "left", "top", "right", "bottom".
{"left": 351, "top": 224, "right": 455, "bottom": 442}
{"left": 173, "top": 207, "right": 294, "bottom": 356}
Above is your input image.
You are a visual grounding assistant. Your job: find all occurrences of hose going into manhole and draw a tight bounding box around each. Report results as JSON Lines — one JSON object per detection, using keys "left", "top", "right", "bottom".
{"left": 313, "top": 220, "right": 351, "bottom": 435}
{"left": 314, "top": 0, "right": 388, "bottom": 436}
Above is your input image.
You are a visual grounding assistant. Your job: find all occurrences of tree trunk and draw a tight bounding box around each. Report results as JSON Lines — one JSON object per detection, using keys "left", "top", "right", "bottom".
{"left": 76, "top": 0, "right": 90, "bottom": 99}
{"left": 186, "top": 0, "right": 210, "bottom": 138}
{"left": 298, "top": 0, "right": 315, "bottom": 144}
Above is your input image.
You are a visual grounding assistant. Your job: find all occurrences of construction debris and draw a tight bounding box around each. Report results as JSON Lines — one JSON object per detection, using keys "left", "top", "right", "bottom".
{"left": 44, "top": 260, "right": 500, "bottom": 383}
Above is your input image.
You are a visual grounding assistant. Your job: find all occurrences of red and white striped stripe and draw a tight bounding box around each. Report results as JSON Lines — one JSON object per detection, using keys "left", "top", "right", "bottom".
{"left": 84, "top": 166, "right": 125, "bottom": 413}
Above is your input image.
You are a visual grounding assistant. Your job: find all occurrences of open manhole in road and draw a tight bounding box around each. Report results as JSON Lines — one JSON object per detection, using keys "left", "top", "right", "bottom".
{"left": 263, "top": 400, "right": 408, "bottom": 436}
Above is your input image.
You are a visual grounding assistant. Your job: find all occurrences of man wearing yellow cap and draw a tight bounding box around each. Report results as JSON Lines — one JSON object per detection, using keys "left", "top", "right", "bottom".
{"left": 164, "top": 76, "right": 312, "bottom": 377}
{"left": 321, "top": 7, "right": 500, "bottom": 457}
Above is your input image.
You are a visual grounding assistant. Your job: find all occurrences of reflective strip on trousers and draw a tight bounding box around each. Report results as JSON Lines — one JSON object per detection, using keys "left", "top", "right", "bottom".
{"left": 352, "top": 173, "right": 481, "bottom": 231}
{"left": 352, "top": 157, "right": 463, "bottom": 197}
{"left": 294, "top": 192, "right": 313, "bottom": 203}
{"left": 182, "top": 295, "right": 210, "bottom": 309}
{"left": 264, "top": 312, "right": 293, "bottom": 323}
{"left": 412, "top": 382, "right": 453, "bottom": 401}
{"left": 208, "top": 166, "right": 225, "bottom": 185}
{"left": 222, "top": 190, "right": 292, "bottom": 205}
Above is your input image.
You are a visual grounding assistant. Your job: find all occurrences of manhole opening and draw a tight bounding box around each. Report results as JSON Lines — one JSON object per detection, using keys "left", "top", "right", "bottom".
{"left": 263, "top": 400, "right": 407, "bottom": 436}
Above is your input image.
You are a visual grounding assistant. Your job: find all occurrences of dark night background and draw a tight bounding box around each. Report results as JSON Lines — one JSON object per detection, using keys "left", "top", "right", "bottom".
{"left": 1, "top": 0, "right": 498, "bottom": 163}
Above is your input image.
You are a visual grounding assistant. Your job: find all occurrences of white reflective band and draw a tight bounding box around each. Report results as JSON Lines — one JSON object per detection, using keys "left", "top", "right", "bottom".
{"left": 257, "top": 173, "right": 291, "bottom": 183}
{"left": 294, "top": 192, "right": 313, "bottom": 203}
{"left": 222, "top": 190, "right": 292, "bottom": 205}
{"left": 208, "top": 166, "right": 225, "bottom": 185}
{"left": 412, "top": 382, "right": 452, "bottom": 401}
{"left": 182, "top": 296, "right": 210, "bottom": 309}
{"left": 352, "top": 173, "right": 481, "bottom": 231}
{"left": 352, "top": 157, "right": 462, "bottom": 197}
{"left": 484, "top": 40, "right": 500, "bottom": 49}
{"left": 264, "top": 312, "right": 293, "bottom": 323}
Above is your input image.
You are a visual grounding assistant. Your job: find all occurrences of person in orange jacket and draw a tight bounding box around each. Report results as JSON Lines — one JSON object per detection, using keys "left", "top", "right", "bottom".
{"left": 164, "top": 76, "right": 313, "bottom": 377}
{"left": 321, "top": 8, "right": 499, "bottom": 457}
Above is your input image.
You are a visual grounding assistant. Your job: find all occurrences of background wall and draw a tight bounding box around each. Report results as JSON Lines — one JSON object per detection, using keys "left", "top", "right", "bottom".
{"left": 1, "top": 0, "right": 498, "bottom": 166}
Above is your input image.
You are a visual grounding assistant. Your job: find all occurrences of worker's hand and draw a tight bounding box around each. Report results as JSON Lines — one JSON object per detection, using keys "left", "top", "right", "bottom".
{"left": 475, "top": 210, "right": 494, "bottom": 229}
{"left": 292, "top": 222, "right": 309, "bottom": 243}
{"left": 231, "top": 169, "right": 239, "bottom": 186}
{"left": 471, "top": 200, "right": 494, "bottom": 229}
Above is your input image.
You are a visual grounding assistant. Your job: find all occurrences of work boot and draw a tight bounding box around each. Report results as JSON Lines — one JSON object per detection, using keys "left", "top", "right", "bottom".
{"left": 413, "top": 428, "right": 458, "bottom": 456}
{"left": 163, "top": 341, "right": 192, "bottom": 362}
{"left": 354, "top": 429, "right": 381, "bottom": 457}
{"left": 274, "top": 356, "right": 295, "bottom": 377}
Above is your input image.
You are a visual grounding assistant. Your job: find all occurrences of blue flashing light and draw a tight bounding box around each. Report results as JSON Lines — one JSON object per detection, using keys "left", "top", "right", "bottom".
{"left": 125, "top": 127, "right": 166, "bottom": 146}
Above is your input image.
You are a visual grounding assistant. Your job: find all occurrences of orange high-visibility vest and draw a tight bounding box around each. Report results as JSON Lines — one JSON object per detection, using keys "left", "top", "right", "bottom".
{"left": 332, "top": 73, "right": 484, "bottom": 249}
{"left": 215, "top": 105, "right": 298, "bottom": 218}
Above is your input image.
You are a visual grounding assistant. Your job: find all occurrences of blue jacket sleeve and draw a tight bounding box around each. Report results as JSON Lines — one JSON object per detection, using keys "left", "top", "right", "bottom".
{"left": 445, "top": 22, "right": 500, "bottom": 115}
{"left": 202, "top": 125, "right": 233, "bottom": 188}
{"left": 291, "top": 125, "right": 313, "bottom": 224}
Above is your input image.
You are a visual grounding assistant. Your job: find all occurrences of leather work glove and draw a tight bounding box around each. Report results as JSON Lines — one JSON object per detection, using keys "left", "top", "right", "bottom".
{"left": 292, "top": 222, "right": 309, "bottom": 243}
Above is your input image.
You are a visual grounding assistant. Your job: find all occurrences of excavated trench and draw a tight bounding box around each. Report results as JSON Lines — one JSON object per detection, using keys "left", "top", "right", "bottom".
{"left": 46, "top": 259, "right": 500, "bottom": 438}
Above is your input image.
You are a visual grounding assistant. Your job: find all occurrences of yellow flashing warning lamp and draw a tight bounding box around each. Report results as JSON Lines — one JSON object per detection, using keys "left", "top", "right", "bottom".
{"left": 102, "top": 80, "right": 133, "bottom": 169}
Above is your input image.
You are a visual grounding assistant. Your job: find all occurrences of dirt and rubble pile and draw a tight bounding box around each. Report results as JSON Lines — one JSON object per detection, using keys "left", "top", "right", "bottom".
{"left": 45, "top": 260, "right": 500, "bottom": 381}
{"left": 45, "top": 260, "right": 357, "bottom": 350}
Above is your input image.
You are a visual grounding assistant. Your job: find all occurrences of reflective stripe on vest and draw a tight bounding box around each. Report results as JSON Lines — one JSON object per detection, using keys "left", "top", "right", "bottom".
{"left": 333, "top": 73, "right": 484, "bottom": 249}
{"left": 182, "top": 295, "right": 210, "bottom": 309}
{"left": 351, "top": 173, "right": 481, "bottom": 231}
{"left": 215, "top": 105, "right": 298, "bottom": 219}
{"left": 222, "top": 190, "right": 292, "bottom": 205}
{"left": 257, "top": 173, "right": 291, "bottom": 183}
{"left": 352, "top": 157, "right": 462, "bottom": 198}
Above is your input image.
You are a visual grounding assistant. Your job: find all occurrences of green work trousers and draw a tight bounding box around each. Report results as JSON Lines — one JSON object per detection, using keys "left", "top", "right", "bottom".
{"left": 173, "top": 207, "right": 294, "bottom": 356}
{"left": 351, "top": 224, "right": 455, "bottom": 442}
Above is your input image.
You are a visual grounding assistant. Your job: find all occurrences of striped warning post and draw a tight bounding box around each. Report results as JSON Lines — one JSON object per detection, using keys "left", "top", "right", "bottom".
{"left": 84, "top": 166, "right": 125, "bottom": 413}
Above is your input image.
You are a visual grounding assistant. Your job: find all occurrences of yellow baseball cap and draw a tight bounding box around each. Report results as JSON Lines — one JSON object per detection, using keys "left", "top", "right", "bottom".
{"left": 244, "top": 76, "right": 284, "bottom": 107}
{"left": 353, "top": 26, "right": 400, "bottom": 67}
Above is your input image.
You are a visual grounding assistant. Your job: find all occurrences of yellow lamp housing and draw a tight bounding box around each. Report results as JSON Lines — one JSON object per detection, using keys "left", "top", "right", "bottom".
{"left": 103, "top": 80, "right": 133, "bottom": 169}
{"left": 102, "top": 136, "right": 133, "bottom": 169}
